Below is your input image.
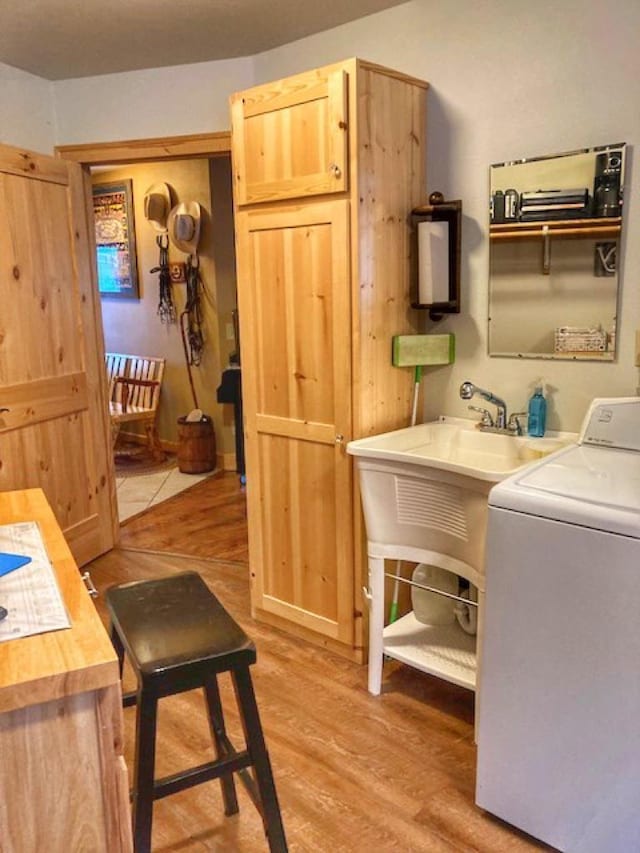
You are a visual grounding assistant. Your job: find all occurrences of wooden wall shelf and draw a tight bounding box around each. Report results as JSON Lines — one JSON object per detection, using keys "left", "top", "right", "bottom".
{"left": 490, "top": 217, "right": 622, "bottom": 242}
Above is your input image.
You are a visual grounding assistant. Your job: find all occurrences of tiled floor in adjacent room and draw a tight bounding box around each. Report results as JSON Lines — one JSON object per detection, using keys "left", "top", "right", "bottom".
{"left": 115, "top": 465, "right": 216, "bottom": 522}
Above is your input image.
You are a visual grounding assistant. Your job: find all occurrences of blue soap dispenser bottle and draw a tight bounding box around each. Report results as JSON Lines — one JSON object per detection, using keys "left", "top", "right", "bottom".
{"left": 527, "top": 383, "right": 547, "bottom": 437}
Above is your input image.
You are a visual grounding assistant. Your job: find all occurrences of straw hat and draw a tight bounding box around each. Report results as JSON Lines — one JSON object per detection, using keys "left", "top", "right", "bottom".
{"left": 168, "top": 201, "right": 201, "bottom": 255}
{"left": 143, "top": 182, "right": 172, "bottom": 232}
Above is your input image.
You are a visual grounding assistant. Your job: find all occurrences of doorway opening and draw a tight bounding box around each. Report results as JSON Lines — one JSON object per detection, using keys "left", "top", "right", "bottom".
{"left": 57, "top": 133, "right": 241, "bottom": 523}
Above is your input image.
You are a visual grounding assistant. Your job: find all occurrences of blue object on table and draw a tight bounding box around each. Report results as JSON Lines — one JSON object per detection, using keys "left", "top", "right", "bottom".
{"left": 0, "top": 553, "right": 32, "bottom": 577}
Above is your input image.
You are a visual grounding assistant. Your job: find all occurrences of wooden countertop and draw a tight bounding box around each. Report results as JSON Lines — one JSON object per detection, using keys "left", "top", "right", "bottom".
{"left": 0, "top": 489, "right": 118, "bottom": 714}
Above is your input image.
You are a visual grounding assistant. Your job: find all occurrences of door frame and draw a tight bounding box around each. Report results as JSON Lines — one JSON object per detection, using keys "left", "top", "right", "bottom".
{"left": 55, "top": 131, "right": 231, "bottom": 166}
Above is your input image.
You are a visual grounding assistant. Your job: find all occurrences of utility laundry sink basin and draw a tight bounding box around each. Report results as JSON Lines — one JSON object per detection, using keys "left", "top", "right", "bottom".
{"left": 347, "top": 416, "right": 571, "bottom": 482}
{"left": 348, "top": 416, "right": 577, "bottom": 696}
{"left": 346, "top": 416, "right": 576, "bottom": 581}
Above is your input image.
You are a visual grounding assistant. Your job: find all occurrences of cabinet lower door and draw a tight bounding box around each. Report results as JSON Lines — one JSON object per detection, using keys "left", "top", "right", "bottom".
{"left": 236, "top": 201, "right": 354, "bottom": 647}
{"left": 0, "top": 686, "right": 132, "bottom": 853}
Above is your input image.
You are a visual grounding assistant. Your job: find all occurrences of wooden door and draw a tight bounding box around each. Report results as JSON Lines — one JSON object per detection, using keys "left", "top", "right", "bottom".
{"left": 0, "top": 144, "right": 117, "bottom": 565}
{"left": 230, "top": 67, "right": 348, "bottom": 205}
{"left": 236, "top": 200, "right": 353, "bottom": 645}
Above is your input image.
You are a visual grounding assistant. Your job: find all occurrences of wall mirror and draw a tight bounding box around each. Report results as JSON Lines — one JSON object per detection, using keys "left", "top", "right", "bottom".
{"left": 488, "top": 142, "right": 626, "bottom": 360}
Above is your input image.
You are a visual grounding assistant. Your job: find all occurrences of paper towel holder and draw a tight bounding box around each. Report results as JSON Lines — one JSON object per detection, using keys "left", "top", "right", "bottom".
{"left": 410, "top": 194, "right": 462, "bottom": 320}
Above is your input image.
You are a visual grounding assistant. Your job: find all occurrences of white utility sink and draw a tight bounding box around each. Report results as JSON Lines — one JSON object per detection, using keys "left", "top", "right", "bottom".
{"left": 348, "top": 416, "right": 571, "bottom": 482}
{"left": 347, "top": 416, "right": 577, "bottom": 696}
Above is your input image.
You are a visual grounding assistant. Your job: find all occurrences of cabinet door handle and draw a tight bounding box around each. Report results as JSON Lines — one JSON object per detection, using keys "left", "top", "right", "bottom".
{"left": 335, "top": 434, "right": 344, "bottom": 445}
{"left": 329, "top": 162, "right": 342, "bottom": 179}
{"left": 0, "top": 408, "right": 9, "bottom": 414}
{"left": 81, "top": 571, "right": 99, "bottom": 598}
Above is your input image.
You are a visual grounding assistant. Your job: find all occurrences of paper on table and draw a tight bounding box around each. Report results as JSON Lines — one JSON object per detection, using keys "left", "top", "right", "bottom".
{"left": 0, "top": 521, "right": 71, "bottom": 643}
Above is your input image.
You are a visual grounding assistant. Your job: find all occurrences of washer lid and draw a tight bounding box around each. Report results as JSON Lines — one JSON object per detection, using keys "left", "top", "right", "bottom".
{"left": 490, "top": 444, "right": 640, "bottom": 538}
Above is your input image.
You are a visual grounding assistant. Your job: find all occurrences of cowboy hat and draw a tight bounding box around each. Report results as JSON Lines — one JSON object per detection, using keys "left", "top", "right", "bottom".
{"left": 143, "top": 182, "right": 172, "bottom": 232}
{"left": 168, "top": 201, "right": 201, "bottom": 255}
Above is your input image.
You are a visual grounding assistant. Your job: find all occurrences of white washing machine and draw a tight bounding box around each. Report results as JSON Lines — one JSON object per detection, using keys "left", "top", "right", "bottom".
{"left": 476, "top": 397, "right": 640, "bottom": 853}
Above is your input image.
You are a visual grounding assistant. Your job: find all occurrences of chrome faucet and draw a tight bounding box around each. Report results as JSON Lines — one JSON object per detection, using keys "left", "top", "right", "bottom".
{"left": 459, "top": 381, "right": 508, "bottom": 430}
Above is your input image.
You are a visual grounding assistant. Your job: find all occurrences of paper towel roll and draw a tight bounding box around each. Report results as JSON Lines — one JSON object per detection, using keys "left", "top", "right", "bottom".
{"left": 417, "top": 220, "right": 449, "bottom": 305}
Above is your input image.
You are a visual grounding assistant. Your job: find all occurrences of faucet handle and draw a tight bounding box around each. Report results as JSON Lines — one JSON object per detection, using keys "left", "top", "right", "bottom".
{"left": 468, "top": 405, "right": 494, "bottom": 427}
{"left": 507, "top": 412, "right": 528, "bottom": 435}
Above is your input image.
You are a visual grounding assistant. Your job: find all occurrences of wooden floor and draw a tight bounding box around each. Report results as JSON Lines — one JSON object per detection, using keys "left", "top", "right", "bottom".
{"left": 119, "top": 471, "right": 249, "bottom": 563}
{"left": 89, "top": 474, "right": 552, "bottom": 853}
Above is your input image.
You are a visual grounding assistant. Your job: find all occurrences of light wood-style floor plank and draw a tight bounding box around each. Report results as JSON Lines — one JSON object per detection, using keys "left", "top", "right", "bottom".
{"left": 119, "top": 472, "right": 248, "bottom": 563}
{"left": 88, "top": 478, "right": 552, "bottom": 852}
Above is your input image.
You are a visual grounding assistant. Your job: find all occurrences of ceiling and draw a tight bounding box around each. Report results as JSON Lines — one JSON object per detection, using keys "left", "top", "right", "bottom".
{"left": 1, "top": 0, "right": 407, "bottom": 81}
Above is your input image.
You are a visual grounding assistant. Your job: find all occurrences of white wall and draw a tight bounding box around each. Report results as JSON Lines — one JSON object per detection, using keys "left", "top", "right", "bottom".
{"left": 38, "top": 0, "right": 640, "bottom": 431}
{"left": 0, "top": 62, "right": 55, "bottom": 153}
{"left": 53, "top": 57, "right": 255, "bottom": 143}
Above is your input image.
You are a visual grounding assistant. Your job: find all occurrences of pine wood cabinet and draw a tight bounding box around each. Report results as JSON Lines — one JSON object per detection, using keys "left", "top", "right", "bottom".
{"left": 231, "top": 59, "right": 427, "bottom": 660}
{"left": 0, "top": 489, "right": 132, "bottom": 853}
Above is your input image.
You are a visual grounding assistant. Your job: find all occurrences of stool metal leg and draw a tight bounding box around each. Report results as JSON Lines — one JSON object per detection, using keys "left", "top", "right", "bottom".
{"left": 232, "top": 668, "right": 287, "bottom": 853}
{"left": 132, "top": 686, "right": 158, "bottom": 853}
{"left": 203, "top": 675, "right": 239, "bottom": 816}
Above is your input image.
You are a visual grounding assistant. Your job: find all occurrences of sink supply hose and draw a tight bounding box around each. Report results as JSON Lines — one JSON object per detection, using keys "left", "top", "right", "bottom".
{"left": 389, "top": 365, "right": 423, "bottom": 623}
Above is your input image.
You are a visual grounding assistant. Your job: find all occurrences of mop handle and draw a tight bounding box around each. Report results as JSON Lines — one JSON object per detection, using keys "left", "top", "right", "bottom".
{"left": 389, "top": 364, "right": 423, "bottom": 622}
{"left": 410, "top": 365, "right": 422, "bottom": 427}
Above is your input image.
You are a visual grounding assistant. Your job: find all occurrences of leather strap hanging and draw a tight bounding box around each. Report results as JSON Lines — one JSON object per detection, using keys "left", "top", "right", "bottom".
{"left": 181, "top": 254, "right": 204, "bottom": 366}
{"left": 179, "top": 253, "right": 205, "bottom": 410}
{"left": 152, "top": 234, "right": 176, "bottom": 324}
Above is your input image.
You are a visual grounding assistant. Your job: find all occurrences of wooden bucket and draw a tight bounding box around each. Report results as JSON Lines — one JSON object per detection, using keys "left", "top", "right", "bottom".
{"left": 177, "top": 415, "right": 216, "bottom": 474}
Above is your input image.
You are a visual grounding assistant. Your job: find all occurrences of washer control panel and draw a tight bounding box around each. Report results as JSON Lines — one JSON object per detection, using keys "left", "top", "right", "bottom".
{"left": 579, "top": 397, "right": 640, "bottom": 451}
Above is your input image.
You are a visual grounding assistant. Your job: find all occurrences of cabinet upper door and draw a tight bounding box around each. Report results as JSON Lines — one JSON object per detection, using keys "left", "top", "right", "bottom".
{"left": 230, "top": 68, "right": 349, "bottom": 205}
{"left": 0, "top": 144, "right": 117, "bottom": 565}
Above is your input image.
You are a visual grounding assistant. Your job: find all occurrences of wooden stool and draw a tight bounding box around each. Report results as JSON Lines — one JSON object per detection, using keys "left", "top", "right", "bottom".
{"left": 106, "top": 571, "right": 287, "bottom": 853}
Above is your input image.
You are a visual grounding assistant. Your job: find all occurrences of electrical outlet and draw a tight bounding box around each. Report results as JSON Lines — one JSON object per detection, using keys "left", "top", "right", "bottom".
{"left": 635, "top": 331, "right": 640, "bottom": 367}
{"left": 225, "top": 323, "right": 235, "bottom": 341}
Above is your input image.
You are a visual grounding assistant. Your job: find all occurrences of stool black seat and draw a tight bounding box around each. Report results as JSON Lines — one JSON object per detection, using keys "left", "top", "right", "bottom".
{"left": 106, "top": 571, "right": 287, "bottom": 853}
